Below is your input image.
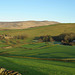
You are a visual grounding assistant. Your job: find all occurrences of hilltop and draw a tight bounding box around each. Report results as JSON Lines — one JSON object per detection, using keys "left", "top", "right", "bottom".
{"left": 0, "top": 21, "right": 59, "bottom": 29}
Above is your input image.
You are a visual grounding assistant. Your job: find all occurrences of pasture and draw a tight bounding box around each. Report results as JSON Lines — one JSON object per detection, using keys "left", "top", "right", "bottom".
{"left": 0, "top": 23, "right": 75, "bottom": 75}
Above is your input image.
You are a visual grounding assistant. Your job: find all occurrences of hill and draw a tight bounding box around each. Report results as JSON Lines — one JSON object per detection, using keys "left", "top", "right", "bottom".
{"left": 0, "top": 23, "right": 75, "bottom": 38}
{"left": 0, "top": 21, "right": 59, "bottom": 29}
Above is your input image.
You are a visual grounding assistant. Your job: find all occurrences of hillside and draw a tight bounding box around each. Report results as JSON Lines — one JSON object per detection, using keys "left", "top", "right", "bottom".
{"left": 0, "top": 21, "right": 59, "bottom": 29}
{"left": 0, "top": 23, "right": 75, "bottom": 75}
{"left": 0, "top": 23, "right": 75, "bottom": 38}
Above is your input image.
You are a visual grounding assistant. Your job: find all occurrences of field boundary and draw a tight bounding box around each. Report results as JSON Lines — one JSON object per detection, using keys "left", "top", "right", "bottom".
{"left": 5, "top": 56, "right": 75, "bottom": 62}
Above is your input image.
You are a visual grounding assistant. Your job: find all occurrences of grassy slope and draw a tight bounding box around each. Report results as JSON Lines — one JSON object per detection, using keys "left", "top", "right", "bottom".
{"left": 0, "top": 43, "right": 75, "bottom": 59}
{"left": 0, "top": 23, "right": 75, "bottom": 75}
{"left": 0, "top": 43, "right": 75, "bottom": 75}
{"left": 0, "top": 23, "right": 75, "bottom": 38}
{"left": 0, "top": 56, "right": 75, "bottom": 75}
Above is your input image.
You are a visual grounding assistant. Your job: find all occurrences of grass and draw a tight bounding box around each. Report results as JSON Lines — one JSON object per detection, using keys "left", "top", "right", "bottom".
{"left": 0, "top": 43, "right": 74, "bottom": 59}
{"left": 0, "top": 23, "right": 75, "bottom": 39}
{"left": 0, "top": 42, "right": 75, "bottom": 75}
{"left": 0, "top": 56, "right": 75, "bottom": 75}
{"left": 0, "top": 23, "right": 75, "bottom": 75}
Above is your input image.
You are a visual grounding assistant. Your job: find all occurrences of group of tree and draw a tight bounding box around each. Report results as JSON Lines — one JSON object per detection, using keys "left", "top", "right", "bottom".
{"left": 57, "top": 33, "right": 75, "bottom": 46}
{"left": 38, "top": 35, "right": 54, "bottom": 42}
{"left": 38, "top": 33, "right": 75, "bottom": 46}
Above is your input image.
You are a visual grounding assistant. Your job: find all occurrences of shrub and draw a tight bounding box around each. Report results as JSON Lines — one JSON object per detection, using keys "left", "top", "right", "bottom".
{"left": 14, "top": 35, "right": 28, "bottom": 40}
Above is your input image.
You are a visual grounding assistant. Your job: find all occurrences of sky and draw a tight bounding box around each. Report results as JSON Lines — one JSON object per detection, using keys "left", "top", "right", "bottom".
{"left": 0, "top": 0, "right": 75, "bottom": 23}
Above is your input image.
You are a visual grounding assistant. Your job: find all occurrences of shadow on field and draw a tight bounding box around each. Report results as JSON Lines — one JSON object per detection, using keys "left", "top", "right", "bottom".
{"left": 0, "top": 56, "right": 46, "bottom": 75}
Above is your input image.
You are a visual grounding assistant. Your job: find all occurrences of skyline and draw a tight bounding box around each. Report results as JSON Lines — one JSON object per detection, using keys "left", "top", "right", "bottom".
{"left": 0, "top": 0, "right": 75, "bottom": 23}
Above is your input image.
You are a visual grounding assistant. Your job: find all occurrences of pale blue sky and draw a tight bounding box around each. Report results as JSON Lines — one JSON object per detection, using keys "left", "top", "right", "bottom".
{"left": 0, "top": 0, "right": 75, "bottom": 23}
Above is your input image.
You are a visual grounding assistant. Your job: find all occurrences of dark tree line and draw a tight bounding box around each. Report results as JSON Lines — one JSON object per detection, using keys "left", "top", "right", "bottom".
{"left": 37, "top": 33, "right": 75, "bottom": 46}
{"left": 39, "top": 35, "right": 54, "bottom": 42}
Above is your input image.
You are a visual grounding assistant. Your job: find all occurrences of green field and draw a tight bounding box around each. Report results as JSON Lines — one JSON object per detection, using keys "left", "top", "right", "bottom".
{"left": 0, "top": 56, "right": 75, "bottom": 75}
{"left": 0, "top": 43, "right": 75, "bottom": 59}
{"left": 0, "top": 23, "right": 75, "bottom": 75}
{"left": 0, "top": 42, "right": 75, "bottom": 75}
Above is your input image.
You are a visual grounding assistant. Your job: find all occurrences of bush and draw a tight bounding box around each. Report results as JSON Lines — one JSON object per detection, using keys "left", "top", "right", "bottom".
{"left": 14, "top": 35, "right": 28, "bottom": 40}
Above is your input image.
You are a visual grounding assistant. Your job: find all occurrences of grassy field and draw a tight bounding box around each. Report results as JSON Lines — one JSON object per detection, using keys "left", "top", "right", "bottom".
{"left": 0, "top": 43, "right": 75, "bottom": 59}
{"left": 0, "top": 42, "right": 75, "bottom": 75}
{"left": 0, "top": 23, "right": 75, "bottom": 75}
{"left": 0, "top": 56, "right": 75, "bottom": 75}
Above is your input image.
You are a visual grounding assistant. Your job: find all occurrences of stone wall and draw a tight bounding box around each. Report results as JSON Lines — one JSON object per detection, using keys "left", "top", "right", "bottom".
{"left": 0, "top": 67, "right": 21, "bottom": 75}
